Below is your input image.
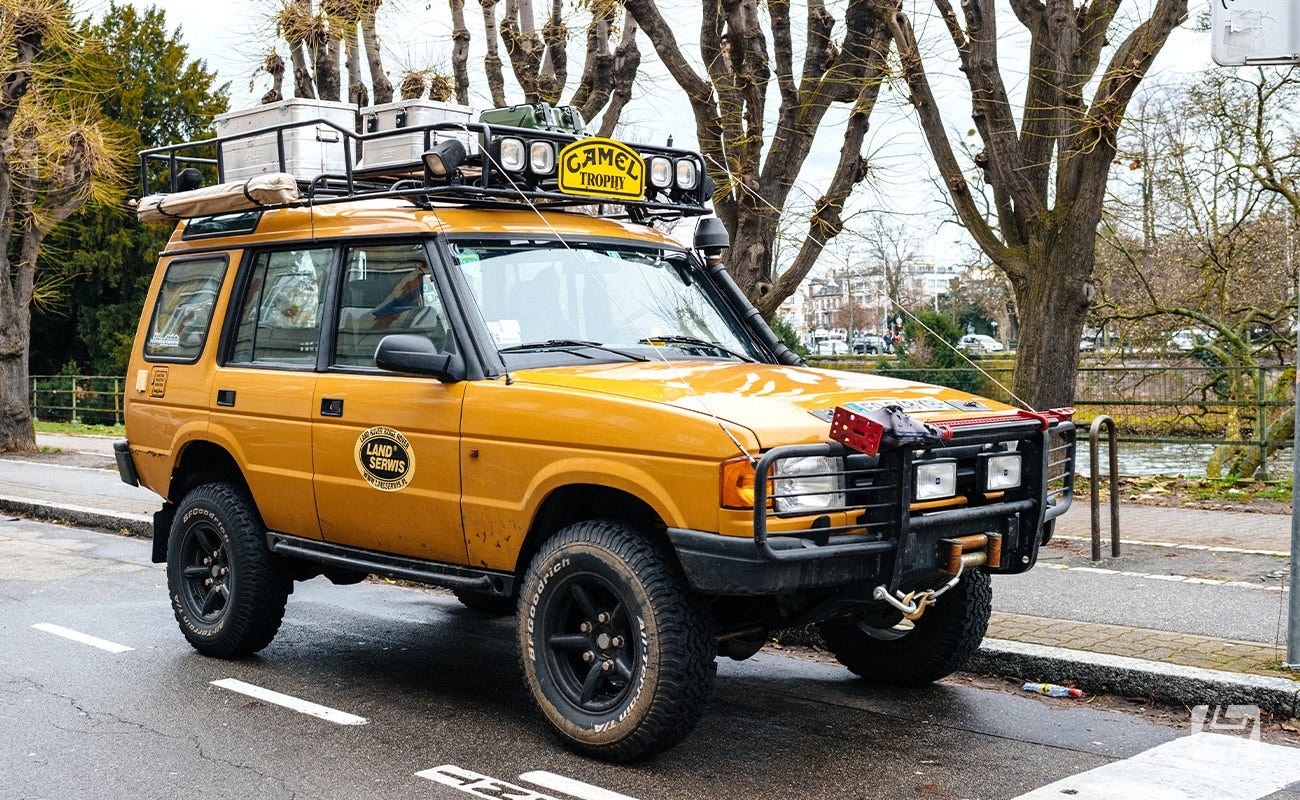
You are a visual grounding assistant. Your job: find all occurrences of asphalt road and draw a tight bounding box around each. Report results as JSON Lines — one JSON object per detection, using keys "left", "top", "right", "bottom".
{"left": 3, "top": 519, "right": 1298, "bottom": 800}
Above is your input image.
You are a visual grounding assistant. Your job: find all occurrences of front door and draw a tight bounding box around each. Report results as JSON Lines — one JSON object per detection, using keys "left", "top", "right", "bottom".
{"left": 311, "top": 241, "right": 467, "bottom": 564}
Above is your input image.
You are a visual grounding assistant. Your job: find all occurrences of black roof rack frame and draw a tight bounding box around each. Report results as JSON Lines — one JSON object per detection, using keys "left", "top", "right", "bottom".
{"left": 139, "top": 118, "right": 714, "bottom": 223}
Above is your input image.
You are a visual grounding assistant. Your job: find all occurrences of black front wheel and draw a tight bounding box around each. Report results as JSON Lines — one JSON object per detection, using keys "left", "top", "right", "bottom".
{"left": 818, "top": 569, "right": 991, "bottom": 686}
{"left": 518, "top": 520, "right": 716, "bottom": 762}
{"left": 167, "top": 483, "right": 289, "bottom": 659}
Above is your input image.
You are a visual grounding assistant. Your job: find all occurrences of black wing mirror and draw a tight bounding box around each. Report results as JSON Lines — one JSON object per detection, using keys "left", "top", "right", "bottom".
{"left": 375, "top": 334, "right": 465, "bottom": 382}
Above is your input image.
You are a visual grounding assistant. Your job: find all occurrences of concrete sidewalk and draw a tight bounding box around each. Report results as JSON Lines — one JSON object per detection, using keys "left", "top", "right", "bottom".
{"left": 9, "top": 432, "right": 1300, "bottom": 716}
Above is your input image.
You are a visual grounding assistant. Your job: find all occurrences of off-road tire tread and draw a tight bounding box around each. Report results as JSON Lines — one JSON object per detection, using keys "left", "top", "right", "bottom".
{"left": 169, "top": 482, "right": 289, "bottom": 659}
{"left": 818, "top": 569, "right": 991, "bottom": 686}
{"left": 520, "top": 520, "right": 716, "bottom": 762}
{"left": 453, "top": 588, "right": 517, "bottom": 615}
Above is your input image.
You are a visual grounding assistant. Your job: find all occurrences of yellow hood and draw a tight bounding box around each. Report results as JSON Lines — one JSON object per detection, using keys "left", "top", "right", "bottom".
{"left": 511, "top": 361, "right": 1019, "bottom": 448}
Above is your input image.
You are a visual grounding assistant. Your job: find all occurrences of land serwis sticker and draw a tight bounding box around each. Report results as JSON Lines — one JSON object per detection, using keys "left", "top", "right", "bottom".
{"left": 354, "top": 426, "right": 415, "bottom": 492}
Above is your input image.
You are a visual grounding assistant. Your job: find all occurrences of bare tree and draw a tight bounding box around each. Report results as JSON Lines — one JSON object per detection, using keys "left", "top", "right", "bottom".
{"left": 0, "top": 1, "right": 120, "bottom": 450}
{"left": 624, "top": 0, "right": 892, "bottom": 318}
{"left": 270, "top": 0, "right": 394, "bottom": 106}
{"left": 872, "top": 0, "right": 1188, "bottom": 410}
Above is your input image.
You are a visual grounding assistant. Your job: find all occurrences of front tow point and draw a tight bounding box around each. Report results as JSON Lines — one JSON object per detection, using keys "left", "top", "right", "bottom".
{"left": 873, "top": 569, "right": 964, "bottom": 621}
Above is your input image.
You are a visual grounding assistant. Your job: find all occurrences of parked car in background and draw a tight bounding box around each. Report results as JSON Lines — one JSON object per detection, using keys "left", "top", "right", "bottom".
{"left": 957, "top": 334, "right": 1004, "bottom": 354}
{"left": 851, "top": 334, "right": 887, "bottom": 354}
{"left": 1167, "top": 328, "right": 1216, "bottom": 351}
{"left": 1079, "top": 336, "right": 1096, "bottom": 352}
{"left": 812, "top": 331, "right": 850, "bottom": 356}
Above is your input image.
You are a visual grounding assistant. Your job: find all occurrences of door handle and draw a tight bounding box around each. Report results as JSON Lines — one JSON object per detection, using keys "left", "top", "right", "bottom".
{"left": 216, "top": 389, "right": 236, "bottom": 407}
{"left": 320, "top": 397, "right": 344, "bottom": 417}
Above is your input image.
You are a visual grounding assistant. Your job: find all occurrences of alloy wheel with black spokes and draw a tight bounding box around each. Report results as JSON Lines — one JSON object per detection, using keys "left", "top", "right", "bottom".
{"left": 542, "top": 574, "right": 639, "bottom": 714}
{"left": 519, "top": 520, "right": 716, "bottom": 762}
{"left": 166, "top": 482, "right": 290, "bottom": 659}
{"left": 177, "top": 517, "right": 232, "bottom": 624}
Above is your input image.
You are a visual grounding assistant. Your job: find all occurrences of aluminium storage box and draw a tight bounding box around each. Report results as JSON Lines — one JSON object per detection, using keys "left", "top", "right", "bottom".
{"left": 214, "top": 99, "right": 357, "bottom": 183}
{"left": 358, "top": 100, "right": 474, "bottom": 171}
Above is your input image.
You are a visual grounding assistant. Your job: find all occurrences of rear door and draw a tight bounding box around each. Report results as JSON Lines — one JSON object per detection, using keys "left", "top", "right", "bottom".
{"left": 210, "top": 245, "right": 333, "bottom": 538}
{"left": 310, "top": 241, "right": 468, "bottom": 564}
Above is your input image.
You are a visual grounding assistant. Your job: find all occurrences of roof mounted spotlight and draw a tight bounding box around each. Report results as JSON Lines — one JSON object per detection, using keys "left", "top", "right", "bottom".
{"left": 423, "top": 139, "right": 468, "bottom": 177}
{"left": 176, "top": 168, "right": 203, "bottom": 192}
{"left": 694, "top": 216, "right": 730, "bottom": 259}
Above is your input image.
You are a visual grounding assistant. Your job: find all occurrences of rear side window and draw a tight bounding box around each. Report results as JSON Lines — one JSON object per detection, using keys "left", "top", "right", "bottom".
{"left": 228, "top": 247, "right": 332, "bottom": 367}
{"left": 143, "top": 256, "right": 228, "bottom": 362}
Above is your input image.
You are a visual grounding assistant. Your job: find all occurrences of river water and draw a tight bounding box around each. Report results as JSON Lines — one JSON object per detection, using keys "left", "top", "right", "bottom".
{"left": 1076, "top": 439, "right": 1295, "bottom": 478}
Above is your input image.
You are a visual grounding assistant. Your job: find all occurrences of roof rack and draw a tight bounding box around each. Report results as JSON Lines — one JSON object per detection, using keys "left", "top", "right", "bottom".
{"left": 138, "top": 116, "right": 714, "bottom": 223}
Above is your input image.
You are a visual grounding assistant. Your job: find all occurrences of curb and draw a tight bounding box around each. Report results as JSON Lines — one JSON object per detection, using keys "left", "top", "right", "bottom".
{"left": 0, "top": 495, "right": 152, "bottom": 538}
{"left": 970, "top": 637, "right": 1300, "bottom": 719}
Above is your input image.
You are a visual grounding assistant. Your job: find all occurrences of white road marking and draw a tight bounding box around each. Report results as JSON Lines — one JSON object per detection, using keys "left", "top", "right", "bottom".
{"left": 1010, "top": 733, "right": 1300, "bottom": 799}
{"left": 416, "top": 765, "right": 558, "bottom": 799}
{"left": 1055, "top": 534, "right": 1289, "bottom": 558}
{"left": 1039, "top": 562, "right": 1288, "bottom": 591}
{"left": 210, "top": 678, "right": 367, "bottom": 725}
{"left": 31, "top": 623, "right": 133, "bottom": 653}
{"left": 520, "top": 770, "right": 641, "bottom": 800}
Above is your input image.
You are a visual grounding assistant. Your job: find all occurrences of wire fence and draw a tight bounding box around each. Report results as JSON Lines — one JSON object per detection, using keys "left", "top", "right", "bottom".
{"left": 31, "top": 375, "right": 125, "bottom": 427}
{"left": 810, "top": 357, "right": 1295, "bottom": 468}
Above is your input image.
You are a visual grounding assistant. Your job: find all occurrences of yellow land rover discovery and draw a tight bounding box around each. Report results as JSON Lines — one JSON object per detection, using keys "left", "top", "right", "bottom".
{"left": 119, "top": 110, "right": 1075, "bottom": 762}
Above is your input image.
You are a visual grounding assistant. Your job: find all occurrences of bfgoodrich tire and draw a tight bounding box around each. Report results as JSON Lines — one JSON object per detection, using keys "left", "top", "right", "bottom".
{"left": 167, "top": 482, "right": 290, "bottom": 659}
{"left": 518, "top": 520, "right": 716, "bottom": 762}
{"left": 818, "top": 569, "right": 992, "bottom": 686}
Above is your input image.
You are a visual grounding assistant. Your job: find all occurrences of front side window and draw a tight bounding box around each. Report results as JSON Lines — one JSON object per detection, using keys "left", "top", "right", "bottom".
{"left": 450, "top": 239, "right": 760, "bottom": 365}
{"left": 333, "top": 243, "right": 450, "bottom": 367}
{"left": 229, "top": 247, "right": 332, "bottom": 366}
{"left": 144, "top": 256, "right": 228, "bottom": 361}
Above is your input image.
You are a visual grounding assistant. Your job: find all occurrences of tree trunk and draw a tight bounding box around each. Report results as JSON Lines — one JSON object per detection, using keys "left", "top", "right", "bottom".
{"left": 1007, "top": 239, "right": 1093, "bottom": 411}
{"left": 361, "top": 6, "right": 393, "bottom": 104}
{"left": 344, "top": 23, "right": 368, "bottom": 107}
{"left": 449, "top": 0, "right": 471, "bottom": 105}
{"left": 0, "top": 317, "right": 34, "bottom": 452}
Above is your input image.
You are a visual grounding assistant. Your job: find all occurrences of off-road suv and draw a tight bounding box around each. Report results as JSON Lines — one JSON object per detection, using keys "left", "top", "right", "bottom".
{"left": 119, "top": 110, "right": 1075, "bottom": 762}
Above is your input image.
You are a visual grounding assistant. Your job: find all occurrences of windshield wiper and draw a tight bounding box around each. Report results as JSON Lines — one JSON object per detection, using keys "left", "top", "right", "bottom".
{"left": 498, "top": 339, "right": 649, "bottom": 362}
{"left": 638, "top": 335, "right": 755, "bottom": 362}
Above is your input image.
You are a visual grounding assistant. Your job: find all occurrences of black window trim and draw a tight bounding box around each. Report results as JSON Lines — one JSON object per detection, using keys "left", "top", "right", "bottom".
{"left": 142, "top": 253, "right": 232, "bottom": 365}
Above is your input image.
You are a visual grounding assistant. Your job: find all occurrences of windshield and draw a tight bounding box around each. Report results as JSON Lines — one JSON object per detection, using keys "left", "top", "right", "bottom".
{"left": 449, "top": 238, "right": 764, "bottom": 365}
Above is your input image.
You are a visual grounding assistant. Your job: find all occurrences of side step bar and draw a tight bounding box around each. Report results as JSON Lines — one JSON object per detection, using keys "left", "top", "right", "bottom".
{"left": 266, "top": 533, "right": 514, "bottom": 596}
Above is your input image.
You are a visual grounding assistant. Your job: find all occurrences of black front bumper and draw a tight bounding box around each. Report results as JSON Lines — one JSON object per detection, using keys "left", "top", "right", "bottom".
{"left": 670, "top": 421, "right": 1074, "bottom": 596}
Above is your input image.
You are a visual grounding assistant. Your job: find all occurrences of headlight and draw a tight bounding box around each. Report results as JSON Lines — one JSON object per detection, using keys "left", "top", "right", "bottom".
{"left": 773, "top": 456, "right": 843, "bottom": 513}
{"left": 497, "top": 137, "right": 526, "bottom": 171}
{"left": 529, "top": 141, "right": 555, "bottom": 174}
{"left": 981, "top": 452, "right": 1022, "bottom": 492}
{"left": 675, "top": 158, "right": 699, "bottom": 189}
{"left": 648, "top": 156, "right": 673, "bottom": 188}
{"left": 914, "top": 459, "right": 957, "bottom": 501}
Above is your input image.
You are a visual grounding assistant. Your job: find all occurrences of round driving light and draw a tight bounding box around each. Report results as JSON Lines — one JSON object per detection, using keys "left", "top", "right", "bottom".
{"left": 529, "top": 141, "right": 555, "bottom": 174}
{"left": 649, "top": 156, "right": 673, "bottom": 188}
{"left": 675, "top": 158, "right": 699, "bottom": 189}
{"left": 498, "top": 137, "right": 526, "bottom": 172}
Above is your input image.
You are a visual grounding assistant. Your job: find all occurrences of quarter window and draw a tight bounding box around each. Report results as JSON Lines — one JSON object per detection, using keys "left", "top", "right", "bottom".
{"left": 229, "top": 248, "right": 332, "bottom": 366}
{"left": 143, "top": 256, "right": 228, "bottom": 361}
{"left": 333, "top": 243, "right": 450, "bottom": 367}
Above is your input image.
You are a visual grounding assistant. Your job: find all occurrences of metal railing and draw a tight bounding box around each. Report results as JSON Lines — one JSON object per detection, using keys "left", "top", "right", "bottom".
{"left": 30, "top": 375, "right": 125, "bottom": 427}
{"left": 1089, "top": 416, "right": 1120, "bottom": 561}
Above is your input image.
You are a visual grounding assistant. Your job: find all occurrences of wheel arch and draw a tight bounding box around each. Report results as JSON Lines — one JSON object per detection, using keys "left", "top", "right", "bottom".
{"left": 513, "top": 483, "right": 673, "bottom": 578}
{"left": 168, "top": 439, "right": 248, "bottom": 504}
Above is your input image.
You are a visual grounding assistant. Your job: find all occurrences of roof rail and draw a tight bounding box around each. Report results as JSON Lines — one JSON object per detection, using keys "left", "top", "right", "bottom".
{"left": 138, "top": 117, "right": 714, "bottom": 223}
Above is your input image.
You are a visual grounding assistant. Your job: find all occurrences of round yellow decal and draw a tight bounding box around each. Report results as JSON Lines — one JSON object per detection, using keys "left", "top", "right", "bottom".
{"left": 354, "top": 426, "right": 415, "bottom": 492}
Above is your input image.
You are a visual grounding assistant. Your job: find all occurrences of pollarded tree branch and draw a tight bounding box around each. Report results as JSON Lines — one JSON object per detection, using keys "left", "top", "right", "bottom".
{"left": 877, "top": 0, "right": 1009, "bottom": 261}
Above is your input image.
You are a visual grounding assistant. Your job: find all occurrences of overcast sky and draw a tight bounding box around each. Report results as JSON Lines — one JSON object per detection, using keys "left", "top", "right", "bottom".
{"left": 101, "top": 0, "right": 1219, "bottom": 272}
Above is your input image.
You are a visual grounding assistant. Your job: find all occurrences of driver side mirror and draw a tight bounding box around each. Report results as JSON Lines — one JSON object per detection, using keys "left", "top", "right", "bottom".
{"left": 375, "top": 334, "right": 465, "bottom": 383}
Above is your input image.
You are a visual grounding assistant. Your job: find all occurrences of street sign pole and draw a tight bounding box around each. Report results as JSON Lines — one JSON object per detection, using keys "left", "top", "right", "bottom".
{"left": 1289, "top": 268, "right": 1300, "bottom": 670}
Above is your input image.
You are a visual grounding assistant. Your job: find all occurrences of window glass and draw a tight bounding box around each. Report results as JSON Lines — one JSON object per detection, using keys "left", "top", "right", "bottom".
{"left": 143, "top": 257, "right": 228, "bottom": 361}
{"left": 182, "top": 211, "right": 262, "bottom": 240}
{"left": 451, "top": 239, "right": 759, "bottom": 362}
{"left": 333, "top": 243, "right": 449, "bottom": 367}
{"left": 229, "top": 248, "right": 332, "bottom": 366}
